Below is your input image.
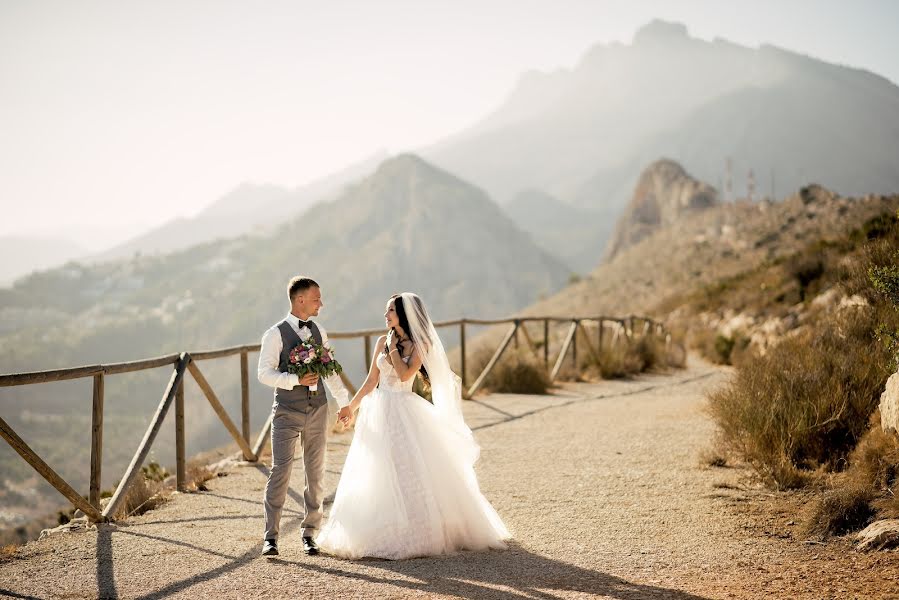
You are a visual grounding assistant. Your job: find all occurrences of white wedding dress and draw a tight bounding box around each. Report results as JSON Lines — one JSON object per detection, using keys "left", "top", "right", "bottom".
{"left": 316, "top": 351, "right": 511, "bottom": 560}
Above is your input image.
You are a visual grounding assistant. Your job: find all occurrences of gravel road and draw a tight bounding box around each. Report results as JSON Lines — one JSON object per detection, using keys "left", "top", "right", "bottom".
{"left": 2, "top": 358, "right": 898, "bottom": 599}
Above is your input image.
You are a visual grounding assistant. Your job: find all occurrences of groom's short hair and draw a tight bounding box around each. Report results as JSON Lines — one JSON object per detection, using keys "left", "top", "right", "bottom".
{"left": 288, "top": 276, "right": 319, "bottom": 301}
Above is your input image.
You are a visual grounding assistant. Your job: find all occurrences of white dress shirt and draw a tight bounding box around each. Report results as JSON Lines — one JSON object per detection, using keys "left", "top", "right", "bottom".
{"left": 257, "top": 313, "right": 350, "bottom": 408}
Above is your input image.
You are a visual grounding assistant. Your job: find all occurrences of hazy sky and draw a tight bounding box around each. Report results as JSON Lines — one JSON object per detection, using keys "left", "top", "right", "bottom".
{"left": 2, "top": 0, "right": 898, "bottom": 248}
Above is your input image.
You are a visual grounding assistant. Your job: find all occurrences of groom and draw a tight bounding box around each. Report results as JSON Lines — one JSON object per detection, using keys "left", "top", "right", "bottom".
{"left": 257, "top": 276, "right": 354, "bottom": 556}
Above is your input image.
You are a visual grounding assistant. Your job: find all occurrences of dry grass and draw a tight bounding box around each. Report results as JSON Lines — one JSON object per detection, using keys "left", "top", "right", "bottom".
{"left": 691, "top": 328, "right": 752, "bottom": 366}
{"left": 182, "top": 464, "right": 216, "bottom": 493}
{"left": 468, "top": 347, "right": 550, "bottom": 394}
{"left": 111, "top": 462, "right": 170, "bottom": 520}
{"left": 698, "top": 447, "right": 729, "bottom": 468}
{"left": 594, "top": 331, "right": 684, "bottom": 379}
{"left": 0, "top": 543, "right": 18, "bottom": 563}
{"left": 107, "top": 459, "right": 217, "bottom": 520}
{"left": 801, "top": 481, "right": 876, "bottom": 538}
{"left": 596, "top": 343, "right": 644, "bottom": 379}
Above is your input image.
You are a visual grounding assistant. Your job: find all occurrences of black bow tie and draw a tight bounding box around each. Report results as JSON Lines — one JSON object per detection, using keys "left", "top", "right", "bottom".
{"left": 296, "top": 319, "right": 310, "bottom": 328}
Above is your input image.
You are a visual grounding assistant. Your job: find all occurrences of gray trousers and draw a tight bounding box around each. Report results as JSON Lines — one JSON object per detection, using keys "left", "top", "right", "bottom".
{"left": 263, "top": 401, "right": 329, "bottom": 540}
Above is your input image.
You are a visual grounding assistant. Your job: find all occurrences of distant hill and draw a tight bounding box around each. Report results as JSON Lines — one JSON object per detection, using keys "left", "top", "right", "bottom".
{"left": 94, "top": 150, "right": 388, "bottom": 262}
{"left": 0, "top": 235, "right": 87, "bottom": 286}
{"left": 423, "top": 19, "right": 899, "bottom": 262}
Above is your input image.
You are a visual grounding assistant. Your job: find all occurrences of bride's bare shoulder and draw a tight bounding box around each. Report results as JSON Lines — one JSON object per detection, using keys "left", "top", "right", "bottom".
{"left": 375, "top": 335, "right": 388, "bottom": 348}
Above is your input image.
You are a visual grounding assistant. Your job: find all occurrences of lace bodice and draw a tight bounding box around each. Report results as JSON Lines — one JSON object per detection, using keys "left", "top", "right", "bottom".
{"left": 377, "top": 352, "right": 414, "bottom": 392}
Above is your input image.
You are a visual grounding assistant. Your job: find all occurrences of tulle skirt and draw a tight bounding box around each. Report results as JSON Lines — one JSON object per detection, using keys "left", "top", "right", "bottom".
{"left": 316, "top": 387, "right": 511, "bottom": 560}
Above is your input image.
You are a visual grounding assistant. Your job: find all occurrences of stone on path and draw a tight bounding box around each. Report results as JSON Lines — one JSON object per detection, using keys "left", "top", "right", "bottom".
{"left": 880, "top": 370, "right": 899, "bottom": 436}
{"left": 856, "top": 519, "right": 899, "bottom": 552}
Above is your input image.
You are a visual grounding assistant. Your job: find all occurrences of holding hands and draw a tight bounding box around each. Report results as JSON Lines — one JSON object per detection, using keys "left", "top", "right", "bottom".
{"left": 336, "top": 405, "right": 353, "bottom": 426}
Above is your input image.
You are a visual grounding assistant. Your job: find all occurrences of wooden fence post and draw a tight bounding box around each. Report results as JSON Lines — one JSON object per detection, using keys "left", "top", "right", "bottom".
{"left": 175, "top": 378, "right": 186, "bottom": 492}
{"left": 364, "top": 335, "right": 372, "bottom": 368}
{"left": 459, "top": 321, "right": 466, "bottom": 388}
{"left": 89, "top": 373, "right": 104, "bottom": 509}
{"left": 543, "top": 319, "right": 549, "bottom": 369}
{"left": 571, "top": 319, "right": 578, "bottom": 369}
{"left": 240, "top": 351, "right": 250, "bottom": 444}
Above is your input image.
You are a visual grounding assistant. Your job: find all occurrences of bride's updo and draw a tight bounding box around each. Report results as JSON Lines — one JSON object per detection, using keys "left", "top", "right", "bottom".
{"left": 385, "top": 294, "right": 429, "bottom": 382}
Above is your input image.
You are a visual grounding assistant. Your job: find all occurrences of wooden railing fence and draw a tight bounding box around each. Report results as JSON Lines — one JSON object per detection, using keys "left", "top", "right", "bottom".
{"left": 0, "top": 314, "right": 667, "bottom": 522}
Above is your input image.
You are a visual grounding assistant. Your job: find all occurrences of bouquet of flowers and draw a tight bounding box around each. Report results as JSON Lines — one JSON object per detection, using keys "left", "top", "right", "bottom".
{"left": 286, "top": 332, "right": 343, "bottom": 392}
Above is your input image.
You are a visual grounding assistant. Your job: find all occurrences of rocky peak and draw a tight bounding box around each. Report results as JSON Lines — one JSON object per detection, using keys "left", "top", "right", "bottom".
{"left": 605, "top": 159, "right": 718, "bottom": 260}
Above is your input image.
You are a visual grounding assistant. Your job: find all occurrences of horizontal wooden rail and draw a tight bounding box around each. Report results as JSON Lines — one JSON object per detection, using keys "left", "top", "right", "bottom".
{"left": 190, "top": 345, "right": 260, "bottom": 361}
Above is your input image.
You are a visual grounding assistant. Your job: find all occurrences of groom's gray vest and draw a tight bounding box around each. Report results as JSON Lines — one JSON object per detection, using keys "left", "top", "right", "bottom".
{"left": 275, "top": 320, "right": 327, "bottom": 410}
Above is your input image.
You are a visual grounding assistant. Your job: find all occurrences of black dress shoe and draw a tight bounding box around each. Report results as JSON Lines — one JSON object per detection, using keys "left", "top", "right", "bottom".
{"left": 302, "top": 536, "right": 320, "bottom": 556}
{"left": 261, "top": 539, "right": 279, "bottom": 556}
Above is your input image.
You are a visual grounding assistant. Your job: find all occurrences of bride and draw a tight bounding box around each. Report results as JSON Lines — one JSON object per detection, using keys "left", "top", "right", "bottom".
{"left": 316, "top": 292, "right": 511, "bottom": 560}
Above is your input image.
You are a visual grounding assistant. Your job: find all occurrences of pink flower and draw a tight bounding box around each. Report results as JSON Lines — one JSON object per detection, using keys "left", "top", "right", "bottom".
{"left": 321, "top": 353, "right": 331, "bottom": 364}
{"left": 297, "top": 350, "right": 309, "bottom": 361}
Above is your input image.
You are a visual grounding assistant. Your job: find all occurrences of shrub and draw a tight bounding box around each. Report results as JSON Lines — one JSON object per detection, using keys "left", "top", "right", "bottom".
{"left": 788, "top": 255, "right": 825, "bottom": 302}
{"left": 713, "top": 335, "right": 735, "bottom": 364}
{"left": 706, "top": 306, "right": 895, "bottom": 488}
{"left": 0, "top": 544, "right": 18, "bottom": 563}
{"left": 141, "top": 460, "right": 170, "bottom": 483}
{"left": 114, "top": 474, "right": 167, "bottom": 519}
{"left": 843, "top": 420, "right": 899, "bottom": 520}
{"left": 596, "top": 343, "right": 643, "bottom": 379}
{"left": 468, "top": 347, "right": 550, "bottom": 394}
{"left": 692, "top": 329, "right": 750, "bottom": 366}
{"left": 801, "top": 481, "right": 875, "bottom": 538}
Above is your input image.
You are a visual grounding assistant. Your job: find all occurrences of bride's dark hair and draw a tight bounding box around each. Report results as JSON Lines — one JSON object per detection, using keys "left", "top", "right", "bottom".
{"left": 385, "top": 294, "right": 429, "bottom": 382}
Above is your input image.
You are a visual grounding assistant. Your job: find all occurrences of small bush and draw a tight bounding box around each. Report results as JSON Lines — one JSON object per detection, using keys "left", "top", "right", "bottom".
{"left": 183, "top": 465, "right": 216, "bottom": 492}
{"left": 468, "top": 348, "right": 550, "bottom": 394}
{"left": 0, "top": 544, "right": 18, "bottom": 563}
{"left": 699, "top": 447, "right": 728, "bottom": 468}
{"left": 596, "top": 343, "right": 643, "bottom": 379}
{"left": 788, "top": 255, "right": 825, "bottom": 302}
{"left": 114, "top": 475, "right": 167, "bottom": 519}
{"left": 693, "top": 328, "right": 750, "bottom": 366}
{"left": 801, "top": 482, "right": 875, "bottom": 538}
{"left": 850, "top": 423, "right": 899, "bottom": 485}
{"left": 593, "top": 331, "right": 683, "bottom": 378}
{"left": 633, "top": 335, "right": 666, "bottom": 372}
{"left": 141, "top": 460, "right": 170, "bottom": 483}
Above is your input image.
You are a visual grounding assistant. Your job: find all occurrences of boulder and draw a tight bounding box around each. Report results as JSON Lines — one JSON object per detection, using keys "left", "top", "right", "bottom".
{"left": 856, "top": 519, "right": 899, "bottom": 551}
{"left": 880, "top": 370, "right": 899, "bottom": 436}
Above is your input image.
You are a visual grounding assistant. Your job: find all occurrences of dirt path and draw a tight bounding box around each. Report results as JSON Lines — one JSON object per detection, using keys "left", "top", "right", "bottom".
{"left": 2, "top": 358, "right": 898, "bottom": 599}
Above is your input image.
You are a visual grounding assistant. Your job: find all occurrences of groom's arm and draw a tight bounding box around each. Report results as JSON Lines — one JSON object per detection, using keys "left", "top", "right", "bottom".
{"left": 317, "top": 324, "right": 350, "bottom": 408}
{"left": 257, "top": 326, "right": 300, "bottom": 390}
